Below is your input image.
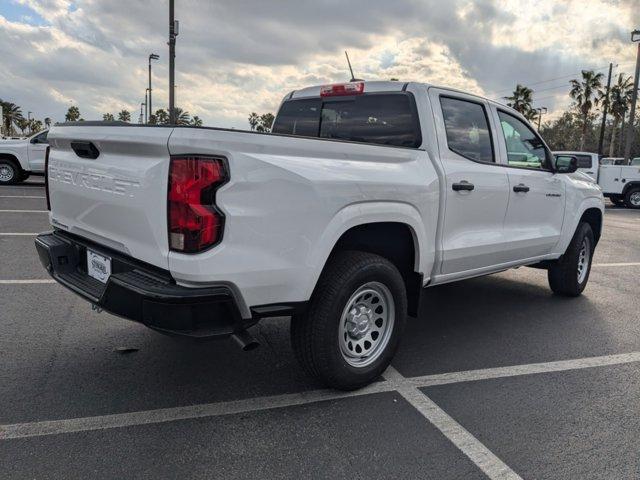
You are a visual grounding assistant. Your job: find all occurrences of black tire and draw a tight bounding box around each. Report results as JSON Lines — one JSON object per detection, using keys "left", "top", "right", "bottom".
{"left": 624, "top": 187, "right": 640, "bottom": 209}
{"left": 291, "top": 251, "right": 407, "bottom": 390}
{"left": 548, "top": 222, "right": 594, "bottom": 297}
{"left": 0, "top": 158, "right": 22, "bottom": 185}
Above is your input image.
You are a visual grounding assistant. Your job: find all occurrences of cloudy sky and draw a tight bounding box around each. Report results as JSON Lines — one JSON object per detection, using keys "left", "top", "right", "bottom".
{"left": 1, "top": 0, "right": 638, "bottom": 129}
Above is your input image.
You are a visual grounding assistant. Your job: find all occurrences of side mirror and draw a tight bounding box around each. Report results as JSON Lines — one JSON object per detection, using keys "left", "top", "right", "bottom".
{"left": 554, "top": 155, "right": 578, "bottom": 174}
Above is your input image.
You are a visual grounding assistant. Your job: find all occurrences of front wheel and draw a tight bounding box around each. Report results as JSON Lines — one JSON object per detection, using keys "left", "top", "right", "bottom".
{"left": 548, "top": 222, "right": 594, "bottom": 296}
{"left": 291, "top": 251, "right": 407, "bottom": 390}
{"left": 0, "top": 159, "right": 21, "bottom": 185}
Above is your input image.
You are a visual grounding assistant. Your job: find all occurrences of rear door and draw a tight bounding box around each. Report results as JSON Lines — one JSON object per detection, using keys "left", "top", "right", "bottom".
{"left": 429, "top": 88, "right": 511, "bottom": 276}
{"left": 492, "top": 108, "right": 565, "bottom": 261}
{"left": 47, "top": 126, "right": 173, "bottom": 269}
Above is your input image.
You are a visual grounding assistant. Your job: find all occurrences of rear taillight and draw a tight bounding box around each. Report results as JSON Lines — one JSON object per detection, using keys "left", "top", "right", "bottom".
{"left": 45, "top": 146, "right": 51, "bottom": 211}
{"left": 320, "top": 82, "right": 365, "bottom": 97}
{"left": 167, "top": 156, "right": 228, "bottom": 253}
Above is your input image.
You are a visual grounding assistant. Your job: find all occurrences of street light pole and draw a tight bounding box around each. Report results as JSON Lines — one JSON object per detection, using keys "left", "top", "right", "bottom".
{"left": 168, "top": 0, "right": 178, "bottom": 124}
{"left": 144, "top": 89, "right": 149, "bottom": 123}
{"left": 148, "top": 54, "right": 159, "bottom": 124}
{"left": 598, "top": 62, "right": 614, "bottom": 156}
{"left": 623, "top": 30, "right": 640, "bottom": 161}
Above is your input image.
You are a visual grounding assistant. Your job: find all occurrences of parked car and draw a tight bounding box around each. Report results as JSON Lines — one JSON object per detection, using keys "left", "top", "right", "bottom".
{"left": 555, "top": 150, "right": 640, "bottom": 208}
{"left": 36, "top": 81, "right": 604, "bottom": 389}
{"left": 600, "top": 157, "right": 628, "bottom": 166}
{"left": 0, "top": 130, "right": 49, "bottom": 184}
{"left": 631, "top": 157, "right": 640, "bottom": 166}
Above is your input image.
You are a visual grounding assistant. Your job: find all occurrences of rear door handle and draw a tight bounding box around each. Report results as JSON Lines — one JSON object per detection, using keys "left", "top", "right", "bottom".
{"left": 452, "top": 181, "right": 475, "bottom": 192}
{"left": 513, "top": 184, "right": 530, "bottom": 193}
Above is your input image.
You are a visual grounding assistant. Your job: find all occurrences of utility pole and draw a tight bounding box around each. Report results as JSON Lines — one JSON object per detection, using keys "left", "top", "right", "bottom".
{"left": 139, "top": 102, "right": 145, "bottom": 124}
{"left": 623, "top": 30, "right": 640, "bottom": 161}
{"left": 148, "top": 54, "right": 159, "bottom": 123}
{"left": 145, "top": 88, "right": 149, "bottom": 123}
{"left": 168, "top": 0, "right": 178, "bottom": 124}
{"left": 598, "top": 63, "right": 613, "bottom": 156}
{"left": 536, "top": 107, "right": 547, "bottom": 130}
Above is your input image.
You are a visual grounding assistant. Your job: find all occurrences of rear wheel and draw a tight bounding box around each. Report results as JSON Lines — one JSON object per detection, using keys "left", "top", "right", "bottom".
{"left": 624, "top": 187, "right": 640, "bottom": 209}
{"left": 0, "top": 159, "right": 21, "bottom": 185}
{"left": 291, "top": 251, "right": 407, "bottom": 390}
{"left": 548, "top": 222, "right": 594, "bottom": 296}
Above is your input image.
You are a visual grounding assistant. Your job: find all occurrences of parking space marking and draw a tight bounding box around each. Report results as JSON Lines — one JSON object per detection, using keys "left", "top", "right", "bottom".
{"left": 0, "top": 195, "right": 45, "bottom": 199}
{"left": 3, "top": 351, "right": 640, "bottom": 443}
{"left": 0, "top": 382, "right": 393, "bottom": 440}
{"left": 0, "top": 210, "right": 48, "bottom": 213}
{"left": 0, "top": 280, "right": 55, "bottom": 284}
{"left": 0, "top": 233, "right": 38, "bottom": 236}
{"left": 592, "top": 262, "right": 640, "bottom": 267}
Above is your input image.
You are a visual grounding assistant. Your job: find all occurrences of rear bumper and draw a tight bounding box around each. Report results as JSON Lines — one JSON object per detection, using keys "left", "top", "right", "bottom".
{"left": 35, "top": 231, "right": 256, "bottom": 339}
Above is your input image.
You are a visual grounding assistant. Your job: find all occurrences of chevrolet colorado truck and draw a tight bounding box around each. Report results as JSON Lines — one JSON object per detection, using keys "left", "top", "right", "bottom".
{"left": 35, "top": 81, "right": 604, "bottom": 390}
{"left": 0, "top": 130, "right": 49, "bottom": 184}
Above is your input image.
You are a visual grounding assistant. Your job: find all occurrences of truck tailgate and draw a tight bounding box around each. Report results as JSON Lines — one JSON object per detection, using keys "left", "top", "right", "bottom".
{"left": 47, "top": 126, "right": 173, "bottom": 269}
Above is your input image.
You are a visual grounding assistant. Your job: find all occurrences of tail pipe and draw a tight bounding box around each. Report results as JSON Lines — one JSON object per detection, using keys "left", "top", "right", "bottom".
{"left": 231, "top": 329, "right": 260, "bottom": 351}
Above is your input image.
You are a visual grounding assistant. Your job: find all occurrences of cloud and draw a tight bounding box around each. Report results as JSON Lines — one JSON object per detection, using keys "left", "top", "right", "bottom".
{"left": 0, "top": 0, "right": 637, "bottom": 128}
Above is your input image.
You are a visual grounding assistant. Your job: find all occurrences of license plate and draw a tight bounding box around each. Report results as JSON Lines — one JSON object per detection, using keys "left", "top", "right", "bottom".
{"left": 87, "top": 250, "right": 111, "bottom": 284}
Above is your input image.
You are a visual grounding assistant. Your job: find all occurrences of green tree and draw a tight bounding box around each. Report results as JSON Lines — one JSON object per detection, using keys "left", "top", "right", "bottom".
{"left": 258, "top": 113, "right": 275, "bottom": 132}
{"left": 30, "top": 119, "right": 43, "bottom": 133}
{"left": 607, "top": 74, "right": 634, "bottom": 157}
{"left": 504, "top": 84, "right": 536, "bottom": 121}
{"left": 540, "top": 112, "right": 581, "bottom": 151}
{"left": 248, "top": 112, "right": 259, "bottom": 131}
{"left": 103, "top": 113, "right": 115, "bottom": 121}
{"left": 65, "top": 106, "right": 81, "bottom": 122}
{"left": 154, "top": 109, "right": 169, "bottom": 125}
{"left": 117, "top": 110, "right": 131, "bottom": 122}
{"left": 174, "top": 108, "right": 191, "bottom": 125}
{"left": 569, "top": 70, "right": 604, "bottom": 151}
{"left": 1, "top": 101, "right": 24, "bottom": 135}
{"left": 16, "top": 117, "right": 29, "bottom": 135}
{"left": 190, "top": 115, "right": 203, "bottom": 127}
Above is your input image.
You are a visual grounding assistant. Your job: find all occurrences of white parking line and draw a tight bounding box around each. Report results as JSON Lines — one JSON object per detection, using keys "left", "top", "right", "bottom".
{"left": 0, "top": 195, "right": 45, "bottom": 199}
{"left": 0, "top": 233, "right": 38, "bottom": 236}
{"left": 0, "top": 210, "right": 47, "bottom": 213}
{"left": 592, "top": 262, "right": 640, "bottom": 268}
{"left": 0, "top": 279, "right": 55, "bottom": 284}
{"left": 2, "top": 351, "right": 639, "bottom": 445}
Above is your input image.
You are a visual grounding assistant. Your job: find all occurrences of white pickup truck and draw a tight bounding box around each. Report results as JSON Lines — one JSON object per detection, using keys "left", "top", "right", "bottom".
{"left": 0, "top": 130, "right": 49, "bottom": 184}
{"left": 36, "top": 81, "right": 604, "bottom": 389}
{"left": 554, "top": 151, "right": 640, "bottom": 208}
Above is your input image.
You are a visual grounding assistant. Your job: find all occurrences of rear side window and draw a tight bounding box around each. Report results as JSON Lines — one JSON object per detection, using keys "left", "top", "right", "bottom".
{"left": 272, "top": 93, "right": 421, "bottom": 148}
{"left": 440, "top": 97, "right": 494, "bottom": 163}
{"left": 271, "top": 98, "right": 321, "bottom": 137}
{"left": 574, "top": 155, "right": 593, "bottom": 168}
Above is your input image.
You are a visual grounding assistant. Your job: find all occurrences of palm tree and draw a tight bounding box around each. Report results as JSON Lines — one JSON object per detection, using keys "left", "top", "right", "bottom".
{"left": 16, "top": 118, "right": 29, "bottom": 135}
{"left": 65, "top": 106, "right": 81, "bottom": 122}
{"left": 190, "top": 115, "right": 203, "bottom": 127}
{"left": 1, "top": 101, "right": 24, "bottom": 135}
{"left": 569, "top": 70, "right": 604, "bottom": 150}
{"left": 607, "top": 74, "right": 634, "bottom": 157}
{"left": 154, "top": 109, "right": 169, "bottom": 125}
{"left": 31, "top": 120, "right": 43, "bottom": 133}
{"left": 103, "top": 113, "right": 115, "bottom": 121}
{"left": 248, "top": 112, "right": 259, "bottom": 131}
{"left": 504, "top": 85, "right": 536, "bottom": 121}
{"left": 174, "top": 108, "right": 191, "bottom": 125}
{"left": 117, "top": 110, "right": 131, "bottom": 123}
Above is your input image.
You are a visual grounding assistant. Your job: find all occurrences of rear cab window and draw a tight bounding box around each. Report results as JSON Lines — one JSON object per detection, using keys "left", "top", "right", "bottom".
{"left": 272, "top": 92, "right": 422, "bottom": 148}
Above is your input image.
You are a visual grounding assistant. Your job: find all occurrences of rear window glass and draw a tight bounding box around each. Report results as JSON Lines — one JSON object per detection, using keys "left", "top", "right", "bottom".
{"left": 574, "top": 155, "right": 593, "bottom": 169}
{"left": 272, "top": 93, "right": 421, "bottom": 148}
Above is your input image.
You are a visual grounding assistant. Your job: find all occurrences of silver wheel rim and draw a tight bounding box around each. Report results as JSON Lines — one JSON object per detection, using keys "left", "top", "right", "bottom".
{"left": 0, "top": 164, "right": 14, "bottom": 182}
{"left": 338, "top": 282, "right": 395, "bottom": 368}
{"left": 577, "top": 237, "right": 591, "bottom": 284}
{"left": 630, "top": 192, "right": 640, "bottom": 207}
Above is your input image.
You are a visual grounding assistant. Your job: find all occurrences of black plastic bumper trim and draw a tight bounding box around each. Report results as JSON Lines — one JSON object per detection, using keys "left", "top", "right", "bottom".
{"left": 35, "top": 230, "right": 256, "bottom": 339}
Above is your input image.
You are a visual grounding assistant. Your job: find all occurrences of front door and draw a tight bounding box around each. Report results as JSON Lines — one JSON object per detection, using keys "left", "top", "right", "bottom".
{"left": 27, "top": 131, "right": 49, "bottom": 172}
{"left": 430, "top": 89, "right": 511, "bottom": 277}
{"left": 493, "top": 109, "right": 565, "bottom": 261}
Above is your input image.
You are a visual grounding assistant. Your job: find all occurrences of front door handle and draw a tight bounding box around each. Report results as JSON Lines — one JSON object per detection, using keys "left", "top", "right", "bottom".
{"left": 452, "top": 181, "right": 475, "bottom": 192}
{"left": 513, "top": 184, "right": 530, "bottom": 193}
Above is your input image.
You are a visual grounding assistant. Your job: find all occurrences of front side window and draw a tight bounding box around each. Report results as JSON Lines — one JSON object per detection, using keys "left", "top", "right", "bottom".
{"left": 31, "top": 131, "right": 48, "bottom": 144}
{"left": 440, "top": 97, "right": 494, "bottom": 163}
{"left": 498, "top": 111, "right": 550, "bottom": 170}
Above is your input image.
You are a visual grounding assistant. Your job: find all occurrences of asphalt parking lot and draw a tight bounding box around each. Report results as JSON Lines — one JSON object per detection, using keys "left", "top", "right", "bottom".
{"left": 1, "top": 179, "right": 639, "bottom": 479}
